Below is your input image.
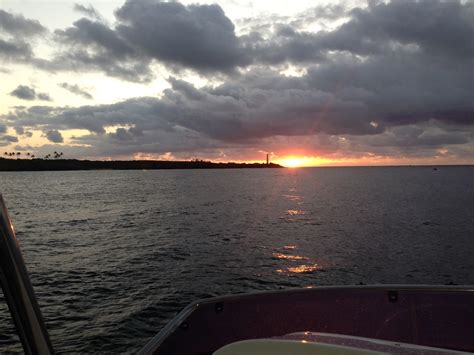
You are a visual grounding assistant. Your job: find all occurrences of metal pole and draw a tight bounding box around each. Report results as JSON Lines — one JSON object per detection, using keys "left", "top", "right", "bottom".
{"left": 0, "top": 194, "right": 54, "bottom": 354}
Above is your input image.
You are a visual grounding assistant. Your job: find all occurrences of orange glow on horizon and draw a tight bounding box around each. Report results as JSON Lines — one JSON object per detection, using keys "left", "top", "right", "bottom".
{"left": 279, "top": 157, "right": 306, "bottom": 168}
{"left": 273, "top": 156, "right": 336, "bottom": 167}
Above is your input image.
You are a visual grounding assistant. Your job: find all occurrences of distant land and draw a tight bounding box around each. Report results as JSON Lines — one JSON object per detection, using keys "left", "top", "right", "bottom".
{"left": 0, "top": 158, "right": 282, "bottom": 171}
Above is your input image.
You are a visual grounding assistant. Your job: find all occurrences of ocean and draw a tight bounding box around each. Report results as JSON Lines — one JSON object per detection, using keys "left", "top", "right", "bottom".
{"left": 0, "top": 166, "right": 473, "bottom": 353}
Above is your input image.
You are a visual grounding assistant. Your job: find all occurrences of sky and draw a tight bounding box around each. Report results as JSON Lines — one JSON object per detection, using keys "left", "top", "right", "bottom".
{"left": 0, "top": 0, "right": 473, "bottom": 166}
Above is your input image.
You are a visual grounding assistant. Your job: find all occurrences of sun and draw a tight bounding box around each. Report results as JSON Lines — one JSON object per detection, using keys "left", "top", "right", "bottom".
{"left": 275, "top": 156, "right": 335, "bottom": 167}
{"left": 280, "top": 157, "right": 305, "bottom": 168}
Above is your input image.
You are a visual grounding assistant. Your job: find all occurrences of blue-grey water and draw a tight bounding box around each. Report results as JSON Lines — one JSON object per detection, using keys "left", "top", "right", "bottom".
{"left": 0, "top": 167, "right": 473, "bottom": 353}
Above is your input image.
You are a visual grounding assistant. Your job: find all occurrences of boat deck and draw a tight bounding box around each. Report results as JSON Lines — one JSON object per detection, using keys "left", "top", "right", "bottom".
{"left": 140, "top": 286, "right": 474, "bottom": 354}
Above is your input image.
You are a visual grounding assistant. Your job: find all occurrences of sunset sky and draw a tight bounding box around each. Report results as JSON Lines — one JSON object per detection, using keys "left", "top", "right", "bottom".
{"left": 0, "top": 0, "right": 473, "bottom": 166}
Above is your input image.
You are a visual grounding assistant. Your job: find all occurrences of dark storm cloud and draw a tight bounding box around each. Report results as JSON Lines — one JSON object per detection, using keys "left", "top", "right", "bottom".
{"left": 362, "top": 125, "right": 471, "bottom": 148}
{"left": 303, "top": 52, "right": 474, "bottom": 128}
{"left": 347, "top": 0, "right": 474, "bottom": 57}
{"left": 10, "top": 85, "right": 52, "bottom": 101}
{"left": 4, "top": 57, "right": 473, "bottom": 158}
{"left": 58, "top": 83, "right": 93, "bottom": 100}
{"left": 12, "top": 0, "right": 473, "bottom": 83}
{"left": 55, "top": 18, "right": 133, "bottom": 56}
{"left": 0, "top": 9, "right": 47, "bottom": 62}
{"left": 44, "top": 130, "right": 64, "bottom": 143}
{"left": 48, "top": 0, "right": 250, "bottom": 80}
{"left": 55, "top": 0, "right": 472, "bottom": 78}
{"left": 114, "top": 0, "right": 250, "bottom": 72}
{"left": 10, "top": 85, "right": 36, "bottom": 100}
{"left": 247, "top": 0, "right": 474, "bottom": 65}
{"left": 0, "top": 9, "right": 46, "bottom": 36}
{"left": 3, "top": 0, "right": 473, "bottom": 80}
{"left": 4, "top": 68, "right": 470, "bottom": 142}
{"left": 0, "top": 39, "right": 33, "bottom": 60}
{"left": 53, "top": 18, "right": 153, "bottom": 82}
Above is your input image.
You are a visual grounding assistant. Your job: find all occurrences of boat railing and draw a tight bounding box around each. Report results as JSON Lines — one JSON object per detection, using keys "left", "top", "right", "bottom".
{"left": 0, "top": 194, "right": 54, "bottom": 354}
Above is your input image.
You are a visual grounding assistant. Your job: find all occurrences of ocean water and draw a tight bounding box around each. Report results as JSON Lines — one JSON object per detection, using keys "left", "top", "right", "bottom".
{"left": 0, "top": 166, "right": 473, "bottom": 353}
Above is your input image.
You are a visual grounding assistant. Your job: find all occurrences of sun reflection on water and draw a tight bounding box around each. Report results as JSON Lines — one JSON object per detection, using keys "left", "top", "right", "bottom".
{"left": 283, "top": 194, "right": 301, "bottom": 202}
{"left": 286, "top": 209, "right": 306, "bottom": 216}
{"left": 273, "top": 245, "right": 321, "bottom": 274}
{"left": 277, "top": 264, "right": 320, "bottom": 274}
{"left": 287, "top": 264, "right": 320, "bottom": 273}
{"left": 272, "top": 252, "right": 308, "bottom": 260}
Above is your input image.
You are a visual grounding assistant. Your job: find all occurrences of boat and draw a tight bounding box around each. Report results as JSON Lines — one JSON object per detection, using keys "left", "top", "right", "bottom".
{"left": 1, "top": 194, "right": 473, "bottom": 354}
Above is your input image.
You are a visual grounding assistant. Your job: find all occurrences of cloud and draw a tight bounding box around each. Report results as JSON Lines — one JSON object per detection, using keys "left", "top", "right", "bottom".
{"left": 347, "top": 0, "right": 474, "bottom": 57}
{"left": 44, "top": 130, "right": 63, "bottom": 143}
{"left": 114, "top": 0, "right": 250, "bottom": 72}
{"left": 0, "top": 134, "right": 18, "bottom": 146}
{"left": 37, "top": 93, "right": 52, "bottom": 101}
{"left": 49, "top": 0, "right": 250, "bottom": 81}
{"left": 42, "top": 0, "right": 474, "bottom": 82}
{"left": 2, "top": 0, "right": 473, "bottom": 83}
{"left": 58, "top": 82, "right": 93, "bottom": 99}
{"left": 311, "top": 4, "right": 347, "bottom": 20}
{"left": 0, "top": 0, "right": 473, "bottom": 162}
{"left": 10, "top": 85, "right": 36, "bottom": 100}
{"left": 246, "top": 0, "right": 474, "bottom": 65}
{"left": 362, "top": 124, "right": 471, "bottom": 148}
{"left": 0, "top": 10, "right": 46, "bottom": 62}
{"left": 0, "top": 9, "right": 47, "bottom": 36}
{"left": 53, "top": 18, "right": 153, "bottom": 82}
{"left": 73, "top": 4, "right": 104, "bottom": 21}
{"left": 13, "top": 126, "right": 23, "bottom": 135}
{"left": 10, "top": 85, "right": 52, "bottom": 101}
{"left": 0, "top": 39, "right": 33, "bottom": 60}
{"left": 3, "top": 135, "right": 18, "bottom": 142}
{"left": 4, "top": 63, "right": 473, "bottom": 160}
{"left": 0, "top": 123, "right": 6, "bottom": 133}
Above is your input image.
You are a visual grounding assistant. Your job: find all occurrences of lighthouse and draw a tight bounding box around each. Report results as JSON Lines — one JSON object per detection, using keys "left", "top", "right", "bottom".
{"left": 266, "top": 153, "right": 269, "bottom": 165}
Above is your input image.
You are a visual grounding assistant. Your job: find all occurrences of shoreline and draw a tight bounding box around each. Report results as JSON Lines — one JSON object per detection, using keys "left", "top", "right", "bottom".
{"left": 0, "top": 158, "right": 472, "bottom": 171}
{"left": 0, "top": 158, "right": 282, "bottom": 171}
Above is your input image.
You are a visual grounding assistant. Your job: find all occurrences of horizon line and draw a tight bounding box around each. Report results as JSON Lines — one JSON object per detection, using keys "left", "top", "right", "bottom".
{"left": 1, "top": 157, "right": 473, "bottom": 169}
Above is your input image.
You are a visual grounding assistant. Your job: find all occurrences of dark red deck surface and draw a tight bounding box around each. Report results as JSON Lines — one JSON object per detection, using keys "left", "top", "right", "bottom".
{"left": 141, "top": 286, "right": 474, "bottom": 355}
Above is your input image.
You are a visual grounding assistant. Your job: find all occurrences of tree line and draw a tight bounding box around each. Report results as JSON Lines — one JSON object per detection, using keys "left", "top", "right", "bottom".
{"left": 3, "top": 151, "right": 64, "bottom": 160}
